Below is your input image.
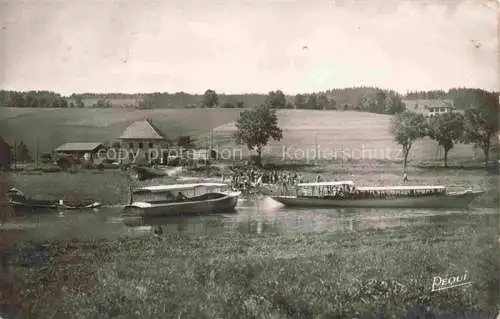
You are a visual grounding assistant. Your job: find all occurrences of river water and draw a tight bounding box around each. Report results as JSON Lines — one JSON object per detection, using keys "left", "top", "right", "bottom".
{"left": 1, "top": 198, "right": 498, "bottom": 241}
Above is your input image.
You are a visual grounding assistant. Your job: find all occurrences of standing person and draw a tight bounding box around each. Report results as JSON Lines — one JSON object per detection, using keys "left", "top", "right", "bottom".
{"left": 403, "top": 172, "right": 408, "bottom": 183}
{"left": 315, "top": 175, "right": 322, "bottom": 196}
{"left": 282, "top": 176, "right": 288, "bottom": 194}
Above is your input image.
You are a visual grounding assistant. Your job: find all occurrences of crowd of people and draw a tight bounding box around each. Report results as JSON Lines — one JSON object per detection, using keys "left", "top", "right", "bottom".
{"left": 221, "top": 167, "right": 324, "bottom": 194}
{"left": 220, "top": 167, "right": 415, "bottom": 198}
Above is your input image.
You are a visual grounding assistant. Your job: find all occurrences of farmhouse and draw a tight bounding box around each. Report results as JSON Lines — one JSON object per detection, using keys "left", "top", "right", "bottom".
{"left": 120, "top": 119, "right": 170, "bottom": 164}
{"left": 54, "top": 142, "right": 106, "bottom": 163}
{"left": 403, "top": 99, "right": 459, "bottom": 117}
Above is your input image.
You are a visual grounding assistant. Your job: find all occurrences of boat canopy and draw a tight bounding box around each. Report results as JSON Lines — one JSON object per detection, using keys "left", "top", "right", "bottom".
{"left": 8, "top": 187, "right": 25, "bottom": 197}
{"left": 133, "top": 183, "right": 228, "bottom": 194}
{"left": 356, "top": 185, "right": 446, "bottom": 191}
{"left": 297, "top": 181, "right": 355, "bottom": 187}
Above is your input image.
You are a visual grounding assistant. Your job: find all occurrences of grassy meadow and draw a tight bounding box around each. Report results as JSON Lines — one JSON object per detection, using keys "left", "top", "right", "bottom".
{"left": 0, "top": 107, "right": 242, "bottom": 154}
{"left": 212, "top": 110, "right": 486, "bottom": 163}
{"left": 2, "top": 214, "right": 499, "bottom": 318}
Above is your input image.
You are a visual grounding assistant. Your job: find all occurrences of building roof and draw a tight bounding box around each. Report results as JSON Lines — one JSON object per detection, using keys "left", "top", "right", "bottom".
{"left": 55, "top": 142, "right": 105, "bottom": 152}
{"left": 120, "top": 119, "right": 166, "bottom": 140}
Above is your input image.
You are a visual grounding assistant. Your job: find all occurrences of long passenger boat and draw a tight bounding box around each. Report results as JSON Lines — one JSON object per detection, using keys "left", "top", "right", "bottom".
{"left": 270, "top": 181, "right": 484, "bottom": 209}
{"left": 122, "top": 183, "right": 240, "bottom": 217}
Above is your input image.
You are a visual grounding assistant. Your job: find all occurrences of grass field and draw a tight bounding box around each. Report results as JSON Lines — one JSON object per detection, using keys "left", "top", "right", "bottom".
{"left": 0, "top": 108, "right": 491, "bottom": 166}
{"left": 2, "top": 214, "right": 499, "bottom": 318}
{"left": 0, "top": 107, "right": 242, "bottom": 154}
{"left": 212, "top": 110, "right": 487, "bottom": 163}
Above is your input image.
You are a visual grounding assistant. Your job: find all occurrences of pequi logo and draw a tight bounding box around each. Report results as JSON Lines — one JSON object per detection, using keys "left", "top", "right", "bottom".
{"left": 431, "top": 271, "right": 471, "bottom": 292}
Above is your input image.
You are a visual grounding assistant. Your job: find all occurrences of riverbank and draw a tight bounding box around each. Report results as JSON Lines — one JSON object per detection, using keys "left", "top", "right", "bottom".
{"left": 4, "top": 160, "right": 497, "bottom": 208}
{"left": 1, "top": 212, "right": 499, "bottom": 318}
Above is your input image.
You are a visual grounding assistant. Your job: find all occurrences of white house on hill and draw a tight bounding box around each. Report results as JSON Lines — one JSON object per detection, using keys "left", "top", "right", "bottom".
{"left": 403, "top": 99, "right": 461, "bottom": 117}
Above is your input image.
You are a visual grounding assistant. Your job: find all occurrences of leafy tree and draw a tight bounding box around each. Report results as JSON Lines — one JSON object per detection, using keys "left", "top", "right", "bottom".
{"left": 138, "top": 99, "right": 154, "bottom": 109}
{"left": 427, "top": 113, "right": 465, "bottom": 167}
{"left": 306, "top": 94, "right": 317, "bottom": 110}
{"left": 357, "top": 95, "right": 371, "bottom": 112}
{"left": 59, "top": 99, "right": 69, "bottom": 108}
{"left": 384, "top": 93, "right": 405, "bottom": 114}
{"left": 10, "top": 92, "right": 25, "bottom": 108}
{"left": 75, "top": 96, "right": 85, "bottom": 108}
{"left": 93, "top": 99, "right": 112, "bottom": 108}
{"left": 177, "top": 136, "right": 196, "bottom": 150}
{"left": 390, "top": 111, "right": 428, "bottom": 170}
{"left": 373, "top": 90, "right": 387, "bottom": 113}
{"left": 236, "top": 101, "right": 245, "bottom": 108}
{"left": 316, "top": 93, "right": 330, "bottom": 110}
{"left": 265, "top": 90, "right": 286, "bottom": 108}
{"left": 294, "top": 94, "right": 306, "bottom": 109}
{"left": 221, "top": 102, "right": 235, "bottom": 108}
{"left": 462, "top": 90, "right": 499, "bottom": 168}
{"left": 203, "top": 89, "right": 219, "bottom": 108}
{"left": 324, "top": 98, "right": 337, "bottom": 110}
{"left": 15, "top": 141, "right": 32, "bottom": 162}
{"left": 234, "top": 104, "right": 283, "bottom": 167}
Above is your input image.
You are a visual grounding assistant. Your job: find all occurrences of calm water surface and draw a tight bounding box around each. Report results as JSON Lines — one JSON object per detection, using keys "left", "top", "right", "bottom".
{"left": 1, "top": 198, "right": 498, "bottom": 241}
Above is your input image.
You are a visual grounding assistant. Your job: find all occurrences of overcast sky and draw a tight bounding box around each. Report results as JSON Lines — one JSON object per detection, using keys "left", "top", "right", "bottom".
{"left": 0, "top": 0, "right": 497, "bottom": 95}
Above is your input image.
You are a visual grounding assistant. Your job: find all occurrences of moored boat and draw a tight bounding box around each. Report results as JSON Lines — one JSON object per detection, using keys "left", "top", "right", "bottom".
{"left": 271, "top": 181, "right": 484, "bottom": 209}
{"left": 122, "top": 183, "right": 240, "bottom": 217}
{"left": 8, "top": 188, "right": 58, "bottom": 212}
{"left": 7, "top": 187, "right": 101, "bottom": 212}
{"left": 58, "top": 199, "right": 102, "bottom": 209}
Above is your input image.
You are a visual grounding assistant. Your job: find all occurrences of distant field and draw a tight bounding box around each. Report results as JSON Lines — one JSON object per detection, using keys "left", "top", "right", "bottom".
{"left": 0, "top": 108, "right": 242, "bottom": 154}
{"left": 0, "top": 108, "right": 485, "bottom": 163}
{"left": 212, "top": 110, "right": 482, "bottom": 163}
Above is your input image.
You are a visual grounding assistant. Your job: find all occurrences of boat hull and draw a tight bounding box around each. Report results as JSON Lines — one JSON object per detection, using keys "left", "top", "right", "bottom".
{"left": 58, "top": 200, "right": 102, "bottom": 210}
{"left": 8, "top": 200, "right": 101, "bottom": 213}
{"left": 122, "top": 193, "right": 240, "bottom": 217}
{"left": 271, "top": 190, "right": 484, "bottom": 209}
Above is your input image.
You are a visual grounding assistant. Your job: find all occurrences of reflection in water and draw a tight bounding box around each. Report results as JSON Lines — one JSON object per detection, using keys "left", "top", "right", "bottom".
{"left": 1, "top": 198, "right": 498, "bottom": 240}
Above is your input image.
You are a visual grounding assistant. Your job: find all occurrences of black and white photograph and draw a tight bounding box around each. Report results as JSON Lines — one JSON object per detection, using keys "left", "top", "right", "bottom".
{"left": 0, "top": 0, "right": 498, "bottom": 318}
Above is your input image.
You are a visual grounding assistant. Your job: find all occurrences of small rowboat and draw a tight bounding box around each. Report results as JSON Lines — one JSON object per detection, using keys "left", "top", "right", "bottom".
{"left": 271, "top": 181, "right": 485, "bottom": 209}
{"left": 8, "top": 188, "right": 101, "bottom": 212}
{"left": 57, "top": 200, "right": 102, "bottom": 209}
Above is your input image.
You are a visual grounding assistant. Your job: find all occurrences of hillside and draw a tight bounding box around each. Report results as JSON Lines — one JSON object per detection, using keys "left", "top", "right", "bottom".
{"left": 210, "top": 110, "right": 480, "bottom": 163}
{"left": 0, "top": 108, "right": 242, "bottom": 154}
{"left": 0, "top": 108, "right": 483, "bottom": 164}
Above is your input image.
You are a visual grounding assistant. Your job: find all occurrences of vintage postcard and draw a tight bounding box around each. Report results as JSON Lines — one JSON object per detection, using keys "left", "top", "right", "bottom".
{"left": 0, "top": 0, "right": 498, "bottom": 318}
